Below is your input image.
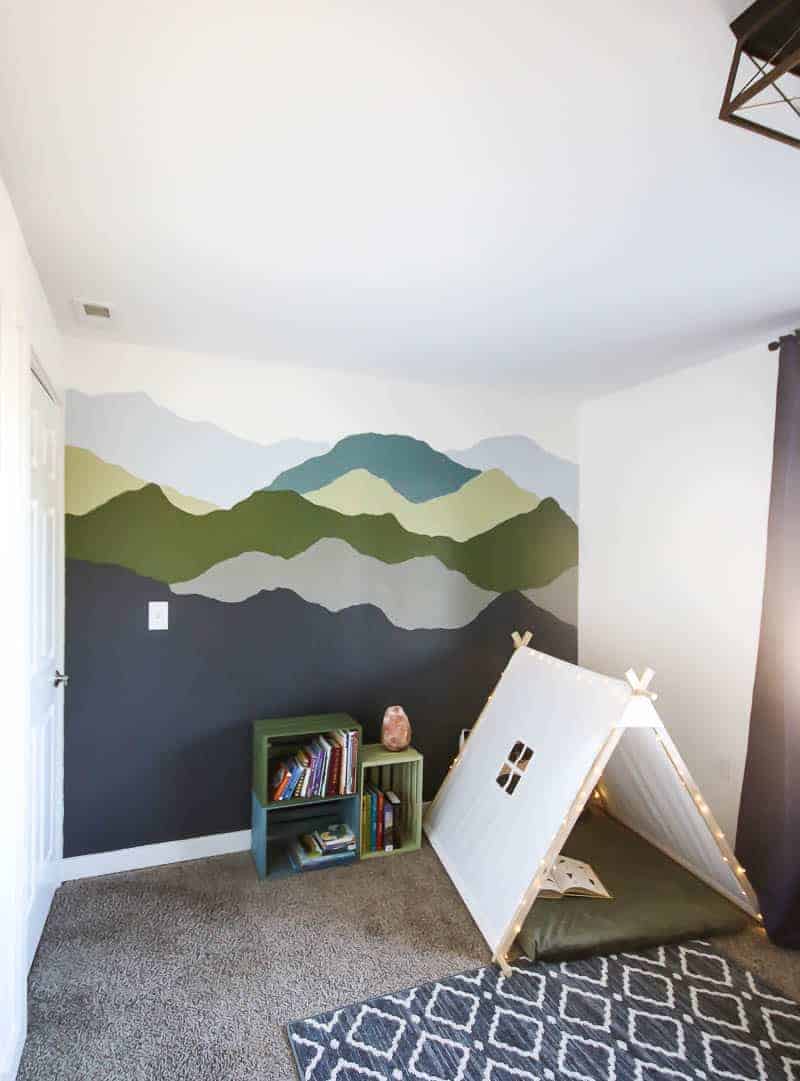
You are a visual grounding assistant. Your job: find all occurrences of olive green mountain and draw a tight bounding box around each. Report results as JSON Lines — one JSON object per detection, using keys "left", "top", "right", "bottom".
{"left": 65, "top": 484, "right": 577, "bottom": 592}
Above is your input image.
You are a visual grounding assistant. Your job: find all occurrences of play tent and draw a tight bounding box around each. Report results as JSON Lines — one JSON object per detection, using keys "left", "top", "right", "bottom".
{"left": 423, "top": 635, "right": 760, "bottom": 973}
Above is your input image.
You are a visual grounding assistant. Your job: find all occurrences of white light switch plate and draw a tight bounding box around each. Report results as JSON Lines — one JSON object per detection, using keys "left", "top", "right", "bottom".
{"left": 148, "top": 601, "right": 169, "bottom": 630}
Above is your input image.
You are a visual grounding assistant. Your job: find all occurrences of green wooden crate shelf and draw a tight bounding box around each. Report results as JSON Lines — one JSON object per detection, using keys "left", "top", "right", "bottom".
{"left": 359, "top": 743, "right": 423, "bottom": 859}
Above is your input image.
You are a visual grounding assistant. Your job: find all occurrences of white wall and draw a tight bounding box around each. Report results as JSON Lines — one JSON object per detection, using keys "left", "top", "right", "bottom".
{"left": 579, "top": 345, "right": 777, "bottom": 844}
{"left": 0, "top": 172, "right": 64, "bottom": 1081}
{"left": 62, "top": 338, "right": 580, "bottom": 463}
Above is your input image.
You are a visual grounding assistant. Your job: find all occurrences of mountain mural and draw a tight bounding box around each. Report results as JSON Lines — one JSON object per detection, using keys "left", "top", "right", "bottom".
{"left": 66, "top": 483, "right": 578, "bottom": 592}
{"left": 63, "top": 382, "right": 580, "bottom": 860}
{"left": 66, "top": 446, "right": 218, "bottom": 516}
{"left": 267, "top": 432, "right": 479, "bottom": 502}
{"left": 67, "top": 389, "right": 328, "bottom": 507}
{"left": 448, "top": 435, "right": 578, "bottom": 520}
{"left": 65, "top": 558, "right": 577, "bottom": 857}
{"left": 304, "top": 467, "right": 540, "bottom": 542}
{"left": 523, "top": 565, "right": 579, "bottom": 628}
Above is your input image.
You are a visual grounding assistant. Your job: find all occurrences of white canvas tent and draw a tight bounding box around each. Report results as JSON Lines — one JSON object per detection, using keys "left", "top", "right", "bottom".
{"left": 424, "top": 635, "right": 760, "bottom": 974}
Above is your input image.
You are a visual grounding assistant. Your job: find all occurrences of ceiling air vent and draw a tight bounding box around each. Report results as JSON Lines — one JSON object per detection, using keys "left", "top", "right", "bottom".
{"left": 73, "top": 298, "right": 114, "bottom": 325}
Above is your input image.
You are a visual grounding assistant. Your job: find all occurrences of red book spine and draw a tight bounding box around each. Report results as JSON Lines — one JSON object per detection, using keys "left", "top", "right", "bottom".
{"left": 327, "top": 746, "right": 341, "bottom": 796}
{"left": 376, "top": 789, "right": 385, "bottom": 849}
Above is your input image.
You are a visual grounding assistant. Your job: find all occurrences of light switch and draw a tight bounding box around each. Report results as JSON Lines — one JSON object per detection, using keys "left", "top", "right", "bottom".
{"left": 148, "top": 601, "right": 169, "bottom": 631}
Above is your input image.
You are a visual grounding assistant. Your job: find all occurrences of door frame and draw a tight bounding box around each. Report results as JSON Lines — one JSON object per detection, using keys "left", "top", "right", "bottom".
{"left": 0, "top": 297, "right": 65, "bottom": 1081}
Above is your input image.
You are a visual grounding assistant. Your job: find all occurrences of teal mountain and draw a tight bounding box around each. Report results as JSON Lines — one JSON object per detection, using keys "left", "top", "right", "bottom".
{"left": 267, "top": 433, "right": 480, "bottom": 503}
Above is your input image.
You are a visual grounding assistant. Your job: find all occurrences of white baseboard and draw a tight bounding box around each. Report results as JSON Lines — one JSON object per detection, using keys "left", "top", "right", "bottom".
{"left": 61, "top": 829, "right": 251, "bottom": 881}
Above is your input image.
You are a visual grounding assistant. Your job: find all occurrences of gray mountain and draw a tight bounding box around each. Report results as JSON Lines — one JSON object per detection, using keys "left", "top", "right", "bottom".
{"left": 170, "top": 540, "right": 499, "bottom": 630}
{"left": 66, "top": 389, "right": 328, "bottom": 507}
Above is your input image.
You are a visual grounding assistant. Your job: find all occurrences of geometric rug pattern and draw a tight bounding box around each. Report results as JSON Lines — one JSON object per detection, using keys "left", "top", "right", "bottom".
{"left": 287, "top": 941, "right": 800, "bottom": 1081}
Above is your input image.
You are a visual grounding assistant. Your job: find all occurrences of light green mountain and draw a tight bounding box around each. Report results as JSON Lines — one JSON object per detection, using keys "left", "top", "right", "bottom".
{"left": 303, "top": 467, "right": 539, "bottom": 541}
{"left": 66, "top": 446, "right": 217, "bottom": 516}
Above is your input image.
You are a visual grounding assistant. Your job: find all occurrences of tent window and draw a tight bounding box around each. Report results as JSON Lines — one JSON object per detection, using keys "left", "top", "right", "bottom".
{"left": 496, "top": 741, "right": 534, "bottom": 795}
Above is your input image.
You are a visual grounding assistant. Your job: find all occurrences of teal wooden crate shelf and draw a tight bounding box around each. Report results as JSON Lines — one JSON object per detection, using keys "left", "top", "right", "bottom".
{"left": 251, "top": 713, "right": 363, "bottom": 881}
{"left": 359, "top": 743, "right": 423, "bottom": 860}
{"left": 251, "top": 791, "right": 361, "bottom": 880}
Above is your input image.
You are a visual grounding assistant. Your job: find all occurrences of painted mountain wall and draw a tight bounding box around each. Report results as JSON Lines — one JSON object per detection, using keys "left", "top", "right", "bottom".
{"left": 64, "top": 376, "right": 579, "bottom": 858}
{"left": 67, "top": 389, "right": 328, "bottom": 507}
{"left": 448, "top": 435, "right": 579, "bottom": 521}
{"left": 267, "top": 433, "right": 479, "bottom": 501}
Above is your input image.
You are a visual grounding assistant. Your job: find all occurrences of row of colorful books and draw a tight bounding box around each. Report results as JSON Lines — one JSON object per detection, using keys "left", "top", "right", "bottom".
{"left": 288, "top": 823, "right": 357, "bottom": 872}
{"left": 270, "top": 728, "right": 359, "bottom": 801}
{"left": 362, "top": 785, "right": 401, "bottom": 852}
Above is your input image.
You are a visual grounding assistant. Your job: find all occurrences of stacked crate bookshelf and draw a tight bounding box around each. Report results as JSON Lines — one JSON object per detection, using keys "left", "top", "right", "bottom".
{"left": 251, "top": 713, "right": 362, "bottom": 880}
{"left": 359, "top": 743, "right": 423, "bottom": 859}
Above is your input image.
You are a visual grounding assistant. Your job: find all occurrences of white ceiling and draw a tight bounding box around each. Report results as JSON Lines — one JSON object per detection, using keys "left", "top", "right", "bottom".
{"left": 0, "top": 0, "right": 797, "bottom": 392}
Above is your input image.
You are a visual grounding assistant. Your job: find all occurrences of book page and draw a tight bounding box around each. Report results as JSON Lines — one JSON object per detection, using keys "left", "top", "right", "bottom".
{"left": 554, "top": 856, "right": 612, "bottom": 898}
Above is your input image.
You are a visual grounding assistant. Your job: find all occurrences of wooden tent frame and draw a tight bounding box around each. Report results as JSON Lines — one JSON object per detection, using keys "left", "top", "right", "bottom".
{"left": 425, "top": 633, "right": 761, "bottom": 976}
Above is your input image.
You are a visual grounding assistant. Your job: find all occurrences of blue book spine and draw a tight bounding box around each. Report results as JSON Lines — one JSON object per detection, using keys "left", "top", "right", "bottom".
{"left": 370, "top": 787, "right": 377, "bottom": 850}
{"left": 284, "top": 759, "right": 302, "bottom": 799}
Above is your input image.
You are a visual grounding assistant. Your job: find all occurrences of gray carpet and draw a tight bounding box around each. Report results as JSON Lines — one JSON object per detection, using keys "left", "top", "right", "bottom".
{"left": 18, "top": 844, "right": 799, "bottom": 1081}
{"left": 18, "top": 845, "right": 488, "bottom": 1081}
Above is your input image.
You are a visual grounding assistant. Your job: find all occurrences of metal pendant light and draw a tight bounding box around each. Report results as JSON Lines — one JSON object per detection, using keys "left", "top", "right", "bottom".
{"left": 720, "top": 0, "right": 800, "bottom": 149}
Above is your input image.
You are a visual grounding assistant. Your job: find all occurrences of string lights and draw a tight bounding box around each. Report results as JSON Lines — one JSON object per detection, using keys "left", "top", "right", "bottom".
{"left": 444, "top": 639, "right": 759, "bottom": 967}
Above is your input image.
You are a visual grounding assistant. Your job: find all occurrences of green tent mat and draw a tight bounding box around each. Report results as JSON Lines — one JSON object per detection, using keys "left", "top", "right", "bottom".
{"left": 517, "top": 809, "right": 751, "bottom": 963}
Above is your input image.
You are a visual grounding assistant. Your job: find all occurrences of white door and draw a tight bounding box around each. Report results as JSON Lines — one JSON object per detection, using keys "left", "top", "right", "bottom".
{"left": 27, "top": 366, "right": 64, "bottom": 965}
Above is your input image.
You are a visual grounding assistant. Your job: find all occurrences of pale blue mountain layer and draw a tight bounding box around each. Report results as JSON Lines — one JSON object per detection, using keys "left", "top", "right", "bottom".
{"left": 170, "top": 540, "right": 578, "bottom": 630}
{"left": 66, "top": 390, "right": 328, "bottom": 508}
{"left": 448, "top": 435, "right": 578, "bottom": 521}
{"left": 267, "top": 433, "right": 479, "bottom": 502}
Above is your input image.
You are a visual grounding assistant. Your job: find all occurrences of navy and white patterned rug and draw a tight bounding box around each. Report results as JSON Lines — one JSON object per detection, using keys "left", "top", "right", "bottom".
{"left": 287, "top": 941, "right": 800, "bottom": 1081}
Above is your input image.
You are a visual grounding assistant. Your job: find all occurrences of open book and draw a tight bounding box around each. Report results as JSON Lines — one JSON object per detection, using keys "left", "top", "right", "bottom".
{"left": 539, "top": 856, "right": 613, "bottom": 900}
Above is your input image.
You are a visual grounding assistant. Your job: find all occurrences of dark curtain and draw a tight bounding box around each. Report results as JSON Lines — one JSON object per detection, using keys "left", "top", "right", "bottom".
{"left": 736, "top": 332, "right": 800, "bottom": 948}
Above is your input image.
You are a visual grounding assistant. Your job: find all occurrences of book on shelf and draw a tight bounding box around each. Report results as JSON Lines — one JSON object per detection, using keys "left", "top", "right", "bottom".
{"left": 376, "top": 788, "right": 384, "bottom": 849}
{"left": 385, "top": 790, "right": 401, "bottom": 849}
{"left": 269, "top": 727, "right": 360, "bottom": 801}
{"left": 539, "top": 856, "right": 613, "bottom": 900}
{"left": 364, "top": 785, "right": 373, "bottom": 850}
{"left": 288, "top": 822, "right": 357, "bottom": 872}
{"left": 362, "top": 784, "right": 401, "bottom": 854}
{"left": 383, "top": 792, "right": 395, "bottom": 852}
{"left": 314, "top": 823, "right": 356, "bottom": 853}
